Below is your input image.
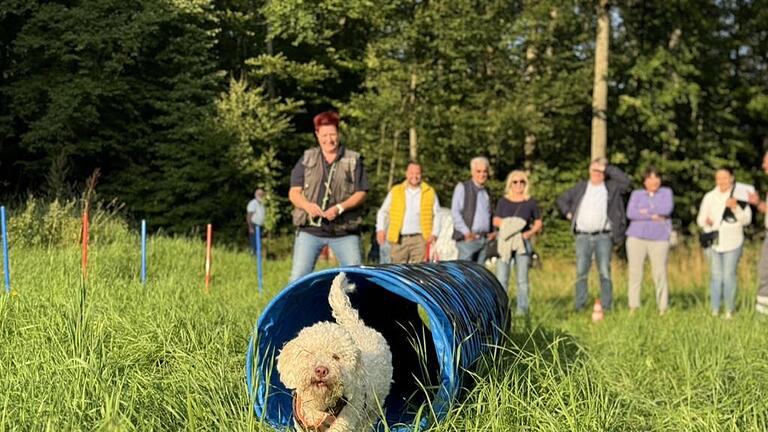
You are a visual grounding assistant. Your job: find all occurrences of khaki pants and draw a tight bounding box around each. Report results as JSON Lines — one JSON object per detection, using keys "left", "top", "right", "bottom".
{"left": 390, "top": 235, "right": 427, "bottom": 264}
{"left": 626, "top": 237, "right": 670, "bottom": 311}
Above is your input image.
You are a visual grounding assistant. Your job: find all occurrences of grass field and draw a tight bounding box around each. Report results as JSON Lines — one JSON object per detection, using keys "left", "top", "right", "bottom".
{"left": 0, "top": 236, "right": 766, "bottom": 431}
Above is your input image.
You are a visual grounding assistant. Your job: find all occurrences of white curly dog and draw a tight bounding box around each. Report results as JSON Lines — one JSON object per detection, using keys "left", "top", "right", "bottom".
{"left": 277, "top": 273, "right": 393, "bottom": 432}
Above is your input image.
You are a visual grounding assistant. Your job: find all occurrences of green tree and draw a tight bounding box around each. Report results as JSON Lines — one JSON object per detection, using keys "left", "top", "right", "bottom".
{"left": 215, "top": 77, "right": 301, "bottom": 230}
{"left": 613, "top": 0, "right": 765, "bottom": 228}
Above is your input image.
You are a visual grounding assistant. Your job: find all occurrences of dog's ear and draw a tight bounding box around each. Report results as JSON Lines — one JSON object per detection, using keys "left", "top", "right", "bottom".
{"left": 276, "top": 339, "right": 300, "bottom": 389}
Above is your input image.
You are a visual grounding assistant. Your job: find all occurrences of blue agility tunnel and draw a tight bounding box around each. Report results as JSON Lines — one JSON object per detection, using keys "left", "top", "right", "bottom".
{"left": 245, "top": 261, "right": 508, "bottom": 430}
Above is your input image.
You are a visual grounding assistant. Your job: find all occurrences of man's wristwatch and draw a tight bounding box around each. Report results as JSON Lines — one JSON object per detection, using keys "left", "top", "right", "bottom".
{"left": 335, "top": 204, "right": 345, "bottom": 215}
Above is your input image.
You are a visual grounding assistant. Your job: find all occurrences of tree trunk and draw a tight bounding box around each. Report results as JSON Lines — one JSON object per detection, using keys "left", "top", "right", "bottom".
{"left": 265, "top": 24, "right": 275, "bottom": 99}
{"left": 376, "top": 122, "right": 386, "bottom": 177}
{"left": 409, "top": 72, "right": 418, "bottom": 161}
{"left": 664, "top": 28, "right": 682, "bottom": 155}
{"left": 524, "top": 44, "right": 537, "bottom": 171}
{"left": 388, "top": 129, "right": 400, "bottom": 190}
{"left": 591, "top": 0, "right": 610, "bottom": 160}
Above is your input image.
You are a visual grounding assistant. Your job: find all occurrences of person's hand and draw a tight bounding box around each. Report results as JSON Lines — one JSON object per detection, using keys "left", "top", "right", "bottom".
{"left": 376, "top": 231, "right": 386, "bottom": 245}
{"left": 522, "top": 230, "right": 531, "bottom": 240}
{"left": 748, "top": 191, "right": 761, "bottom": 206}
{"left": 248, "top": 226, "right": 254, "bottom": 235}
{"left": 650, "top": 214, "right": 664, "bottom": 222}
{"left": 726, "top": 198, "right": 738, "bottom": 209}
{"left": 464, "top": 232, "right": 477, "bottom": 241}
{"left": 566, "top": 212, "right": 573, "bottom": 221}
{"left": 705, "top": 216, "right": 714, "bottom": 226}
{"left": 639, "top": 208, "right": 649, "bottom": 215}
{"left": 487, "top": 232, "right": 497, "bottom": 241}
{"left": 304, "top": 202, "right": 324, "bottom": 219}
{"left": 322, "top": 206, "right": 340, "bottom": 221}
{"left": 427, "top": 235, "right": 437, "bottom": 244}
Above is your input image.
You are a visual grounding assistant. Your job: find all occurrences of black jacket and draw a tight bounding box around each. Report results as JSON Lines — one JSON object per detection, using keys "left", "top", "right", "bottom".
{"left": 556, "top": 165, "right": 631, "bottom": 245}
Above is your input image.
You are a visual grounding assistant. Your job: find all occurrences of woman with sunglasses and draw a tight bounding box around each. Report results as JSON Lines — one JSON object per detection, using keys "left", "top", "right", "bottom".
{"left": 493, "top": 170, "right": 543, "bottom": 315}
{"left": 625, "top": 167, "right": 674, "bottom": 314}
{"left": 696, "top": 167, "right": 752, "bottom": 319}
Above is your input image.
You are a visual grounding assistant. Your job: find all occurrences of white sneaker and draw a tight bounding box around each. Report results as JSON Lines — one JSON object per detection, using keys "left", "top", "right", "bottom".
{"left": 711, "top": 310, "right": 719, "bottom": 317}
{"left": 757, "top": 302, "right": 768, "bottom": 316}
{"left": 724, "top": 311, "right": 733, "bottom": 320}
{"left": 757, "top": 295, "right": 768, "bottom": 315}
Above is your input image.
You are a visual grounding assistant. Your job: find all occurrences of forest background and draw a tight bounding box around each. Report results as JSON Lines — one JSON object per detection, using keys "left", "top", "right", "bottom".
{"left": 2, "top": 0, "right": 767, "bottom": 249}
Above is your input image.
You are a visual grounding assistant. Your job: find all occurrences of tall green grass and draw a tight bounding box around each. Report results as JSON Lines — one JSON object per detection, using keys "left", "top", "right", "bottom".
{"left": 0, "top": 235, "right": 766, "bottom": 430}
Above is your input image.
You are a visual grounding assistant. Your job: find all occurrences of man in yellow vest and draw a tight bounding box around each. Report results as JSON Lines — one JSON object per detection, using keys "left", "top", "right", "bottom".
{"left": 376, "top": 162, "right": 441, "bottom": 263}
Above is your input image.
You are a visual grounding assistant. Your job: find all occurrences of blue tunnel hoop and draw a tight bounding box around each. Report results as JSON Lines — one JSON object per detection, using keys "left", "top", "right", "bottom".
{"left": 246, "top": 261, "right": 509, "bottom": 430}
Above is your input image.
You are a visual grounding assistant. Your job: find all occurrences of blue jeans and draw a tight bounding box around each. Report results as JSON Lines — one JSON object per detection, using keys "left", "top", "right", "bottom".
{"left": 457, "top": 237, "right": 488, "bottom": 264}
{"left": 379, "top": 241, "right": 392, "bottom": 264}
{"left": 708, "top": 246, "right": 742, "bottom": 313}
{"left": 496, "top": 240, "right": 532, "bottom": 314}
{"left": 575, "top": 233, "right": 613, "bottom": 310}
{"left": 289, "top": 231, "right": 362, "bottom": 281}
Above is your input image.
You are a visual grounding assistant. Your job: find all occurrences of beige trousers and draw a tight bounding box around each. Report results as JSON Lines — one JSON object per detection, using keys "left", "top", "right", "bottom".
{"left": 626, "top": 237, "right": 670, "bottom": 311}
{"left": 390, "top": 234, "right": 427, "bottom": 264}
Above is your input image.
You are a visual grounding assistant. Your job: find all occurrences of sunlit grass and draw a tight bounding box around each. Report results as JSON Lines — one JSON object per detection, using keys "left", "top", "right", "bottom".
{"left": 0, "top": 237, "right": 766, "bottom": 430}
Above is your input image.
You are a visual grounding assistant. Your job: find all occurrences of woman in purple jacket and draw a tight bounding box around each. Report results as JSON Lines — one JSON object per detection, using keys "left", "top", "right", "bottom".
{"left": 625, "top": 167, "right": 674, "bottom": 313}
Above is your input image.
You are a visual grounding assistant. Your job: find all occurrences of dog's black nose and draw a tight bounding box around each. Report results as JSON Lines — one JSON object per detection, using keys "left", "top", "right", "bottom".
{"left": 314, "top": 366, "right": 328, "bottom": 378}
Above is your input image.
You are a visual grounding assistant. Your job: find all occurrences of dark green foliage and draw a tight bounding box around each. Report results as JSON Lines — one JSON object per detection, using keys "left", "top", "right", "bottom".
{"left": 1, "top": 0, "right": 767, "bottom": 247}
{"left": 1, "top": 0, "right": 266, "bottom": 242}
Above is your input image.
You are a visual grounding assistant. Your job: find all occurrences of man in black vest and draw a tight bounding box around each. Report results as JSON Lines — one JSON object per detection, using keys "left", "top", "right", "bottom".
{"left": 288, "top": 111, "right": 368, "bottom": 281}
{"left": 451, "top": 157, "right": 495, "bottom": 264}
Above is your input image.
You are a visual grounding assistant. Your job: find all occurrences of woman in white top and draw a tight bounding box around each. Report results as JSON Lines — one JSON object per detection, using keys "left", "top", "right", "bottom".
{"left": 696, "top": 167, "right": 752, "bottom": 318}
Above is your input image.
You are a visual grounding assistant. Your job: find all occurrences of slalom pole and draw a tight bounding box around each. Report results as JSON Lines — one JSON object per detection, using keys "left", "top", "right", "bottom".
{"left": 256, "top": 225, "right": 263, "bottom": 294}
{"left": 204, "top": 224, "right": 212, "bottom": 293}
{"left": 1, "top": 206, "right": 10, "bottom": 294}
{"left": 81, "top": 207, "right": 90, "bottom": 280}
{"left": 140, "top": 219, "right": 147, "bottom": 284}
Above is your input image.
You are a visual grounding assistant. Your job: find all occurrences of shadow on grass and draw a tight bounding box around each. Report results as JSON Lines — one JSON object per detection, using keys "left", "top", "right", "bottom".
{"left": 669, "top": 290, "right": 707, "bottom": 310}
{"left": 462, "top": 319, "right": 586, "bottom": 399}
{"left": 507, "top": 318, "right": 584, "bottom": 369}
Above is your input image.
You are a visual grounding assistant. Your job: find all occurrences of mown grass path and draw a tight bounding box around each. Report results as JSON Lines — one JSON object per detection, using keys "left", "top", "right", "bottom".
{"left": 0, "top": 238, "right": 766, "bottom": 430}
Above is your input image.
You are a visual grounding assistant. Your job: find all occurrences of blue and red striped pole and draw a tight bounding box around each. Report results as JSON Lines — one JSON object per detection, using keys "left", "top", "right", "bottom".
{"left": 204, "top": 224, "right": 213, "bottom": 293}
{"left": 141, "top": 219, "right": 147, "bottom": 284}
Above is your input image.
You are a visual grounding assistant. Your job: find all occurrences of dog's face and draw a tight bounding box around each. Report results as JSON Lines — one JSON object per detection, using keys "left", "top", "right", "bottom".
{"left": 277, "top": 322, "right": 361, "bottom": 411}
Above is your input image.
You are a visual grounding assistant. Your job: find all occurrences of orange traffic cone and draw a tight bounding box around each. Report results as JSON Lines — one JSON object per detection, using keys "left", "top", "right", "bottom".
{"left": 591, "top": 299, "right": 604, "bottom": 323}
{"left": 319, "top": 245, "right": 330, "bottom": 262}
